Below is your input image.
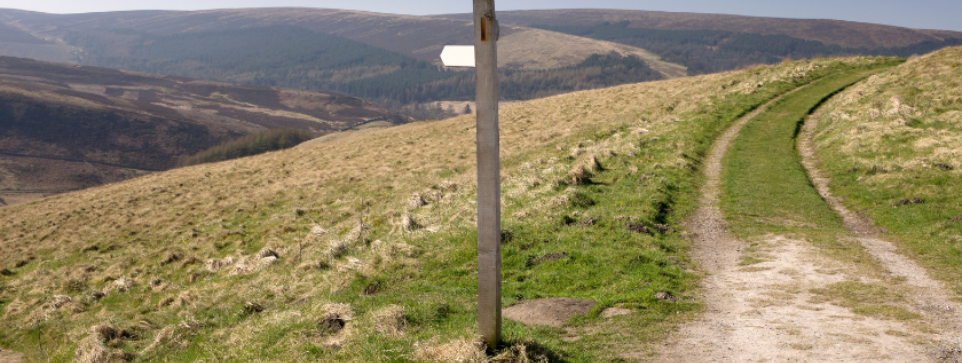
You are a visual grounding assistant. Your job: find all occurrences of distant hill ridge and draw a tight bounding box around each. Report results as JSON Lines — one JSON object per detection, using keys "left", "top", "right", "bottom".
{"left": 438, "top": 9, "right": 962, "bottom": 49}
{"left": 438, "top": 9, "right": 962, "bottom": 75}
{"left": 0, "top": 7, "right": 683, "bottom": 112}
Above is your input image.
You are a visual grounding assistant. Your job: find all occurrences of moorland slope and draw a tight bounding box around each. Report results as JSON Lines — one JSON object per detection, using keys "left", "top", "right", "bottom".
{"left": 445, "top": 9, "right": 962, "bottom": 49}
{"left": 0, "top": 8, "right": 683, "bottom": 114}
{"left": 0, "top": 55, "right": 890, "bottom": 362}
{"left": 0, "top": 56, "right": 403, "bottom": 205}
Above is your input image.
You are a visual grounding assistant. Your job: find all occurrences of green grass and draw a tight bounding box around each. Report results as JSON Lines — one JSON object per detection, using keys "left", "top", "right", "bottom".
{"left": 721, "top": 65, "right": 898, "bottom": 239}
{"left": 811, "top": 47, "right": 962, "bottom": 296}
{"left": 718, "top": 60, "right": 925, "bottom": 320}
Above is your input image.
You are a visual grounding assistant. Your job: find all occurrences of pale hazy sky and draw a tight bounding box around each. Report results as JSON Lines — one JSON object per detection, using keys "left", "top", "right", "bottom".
{"left": 1, "top": 0, "right": 960, "bottom": 32}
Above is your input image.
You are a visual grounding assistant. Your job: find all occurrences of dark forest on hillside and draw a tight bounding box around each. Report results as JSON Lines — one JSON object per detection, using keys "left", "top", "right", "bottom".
{"left": 65, "top": 26, "right": 663, "bottom": 111}
{"left": 0, "top": 93, "right": 228, "bottom": 169}
{"left": 536, "top": 21, "right": 962, "bottom": 75}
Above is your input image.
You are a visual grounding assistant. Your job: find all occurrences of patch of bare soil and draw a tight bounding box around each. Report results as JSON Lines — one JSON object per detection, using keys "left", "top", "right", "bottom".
{"left": 800, "top": 108, "right": 962, "bottom": 360}
{"left": 654, "top": 87, "right": 947, "bottom": 362}
{"left": 0, "top": 349, "right": 21, "bottom": 363}
{"left": 502, "top": 298, "right": 595, "bottom": 327}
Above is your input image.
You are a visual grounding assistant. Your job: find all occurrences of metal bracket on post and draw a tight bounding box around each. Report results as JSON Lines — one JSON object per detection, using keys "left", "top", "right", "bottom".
{"left": 473, "top": 0, "right": 501, "bottom": 351}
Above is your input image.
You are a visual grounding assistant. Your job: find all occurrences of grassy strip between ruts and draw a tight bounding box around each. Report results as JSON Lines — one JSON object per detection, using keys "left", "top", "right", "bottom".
{"left": 0, "top": 57, "right": 892, "bottom": 363}
{"left": 719, "top": 60, "right": 922, "bottom": 320}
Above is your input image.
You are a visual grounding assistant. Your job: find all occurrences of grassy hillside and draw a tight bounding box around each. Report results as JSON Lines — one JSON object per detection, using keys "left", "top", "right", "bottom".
{"left": 810, "top": 46, "right": 962, "bottom": 294}
{"left": 0, "top": 56, "right": 890, "bottom": 362}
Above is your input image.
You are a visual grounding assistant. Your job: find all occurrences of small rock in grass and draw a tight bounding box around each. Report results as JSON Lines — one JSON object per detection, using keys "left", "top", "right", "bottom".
{"left": 310, "top": 225, "right": 328, "bottom": 235}
{"left": 951, "top": 215, "right": 962, "bottom": 222}
{"left": 655, "top": 292, "right": 678, "bottom": 302}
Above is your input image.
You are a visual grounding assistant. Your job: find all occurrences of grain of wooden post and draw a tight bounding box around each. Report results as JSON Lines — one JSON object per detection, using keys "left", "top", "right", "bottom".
{"left": 472, "top": 0, "right": 501, "bottom": 350}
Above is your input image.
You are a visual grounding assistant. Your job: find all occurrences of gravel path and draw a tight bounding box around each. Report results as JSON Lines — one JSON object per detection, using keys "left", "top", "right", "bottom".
{"left": 655, "top": 84, "right": 955, "bottom": 362}
{"left": 0, "top": 349, "right": 21, "bottom": 363}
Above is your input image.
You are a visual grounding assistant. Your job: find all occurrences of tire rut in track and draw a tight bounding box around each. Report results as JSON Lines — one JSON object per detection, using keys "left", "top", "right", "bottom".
{"left": 800, "top": 105, "right": 962, "bottom": 362}
{"left": 655, "top": 76, "right": 954, "bottom": 362}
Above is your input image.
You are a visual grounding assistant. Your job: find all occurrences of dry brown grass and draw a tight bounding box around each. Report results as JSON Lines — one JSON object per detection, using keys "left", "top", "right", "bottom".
{"left": 811, "top": 46, "right": 962, "bottom": 294}
{"left": 497, "top": 28, "right": 687, "bottom": 77}
{"left": 814, "top": 47, "right": 962, "bottom": 175}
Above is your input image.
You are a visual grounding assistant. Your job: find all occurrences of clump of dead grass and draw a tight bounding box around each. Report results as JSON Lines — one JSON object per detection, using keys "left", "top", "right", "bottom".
{"left": 414, "top": 337, "right": 488, "bottom": 363}
{"left": 414, "top": 337, "right": 550, "bottom": 363}
{"left": 74, "top": 324, "right": 138, "bottom": 363}
{"left": 371, "top": 304, "right": 406, "bottom": 336}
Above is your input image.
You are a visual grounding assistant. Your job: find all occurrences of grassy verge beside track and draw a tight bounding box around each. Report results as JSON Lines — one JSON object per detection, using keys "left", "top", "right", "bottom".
{"left": 810, "top": 47, "right": 962, "bottom": 296}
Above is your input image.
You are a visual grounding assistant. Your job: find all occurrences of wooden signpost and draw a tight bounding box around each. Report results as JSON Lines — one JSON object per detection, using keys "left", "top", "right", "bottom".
{"left": 440, "top": 0, "right": 502, "bottom": 349}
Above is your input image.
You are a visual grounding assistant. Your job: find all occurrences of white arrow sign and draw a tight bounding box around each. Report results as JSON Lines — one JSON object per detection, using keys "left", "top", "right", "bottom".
{"left": 440, "top": 45, "right": 476, "bottom": 68}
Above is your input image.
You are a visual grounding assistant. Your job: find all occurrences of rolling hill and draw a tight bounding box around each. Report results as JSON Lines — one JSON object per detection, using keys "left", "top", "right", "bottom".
{"left": 0, "top": 50, "right": 901, "bottom": 361}
{"left": 0, "top": 56, "right": 405, "bottom": 205}
{"left": 0, "top": 8, "right": 682, "bottom": 114}
{"left": 440, "top": 9, "right": 962, "bottom": 74}
{"left": 441, "top": 9, "right": 962, "bottom": 49}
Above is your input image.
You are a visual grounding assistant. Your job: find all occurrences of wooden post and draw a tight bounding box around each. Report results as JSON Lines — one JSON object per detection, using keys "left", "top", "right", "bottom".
{"left": 473, "top": 0, "right": 501, "bottom": 350}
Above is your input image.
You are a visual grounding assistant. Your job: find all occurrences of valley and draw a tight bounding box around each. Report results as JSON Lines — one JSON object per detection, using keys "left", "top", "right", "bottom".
{"left": 0, "top": 56, "right": 405, "bottom": 205}
{"left": 0, "top": 4, "right": 960, "bottom": 363}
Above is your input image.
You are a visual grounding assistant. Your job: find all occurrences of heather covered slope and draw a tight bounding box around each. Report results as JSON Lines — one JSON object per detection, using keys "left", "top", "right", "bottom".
{"left": 0, "top": 8, "right": 681, "bottom": 113}
{"left": 0, "top": 57, "right": 889, "bottom": 362}
{"left": 810, "top": 46, "right": 962, "bottom": 294}
{"left": 446, "top": 9, "right": 962, "bottom": 49}
{"left": 439, "top": 9, "right": 962, "bottom": 75}
{"left": 0, "top": 56, "right": 403, "bottom": 205}
{"left": 0, "top": 8, "right": 679, "bottom": 73}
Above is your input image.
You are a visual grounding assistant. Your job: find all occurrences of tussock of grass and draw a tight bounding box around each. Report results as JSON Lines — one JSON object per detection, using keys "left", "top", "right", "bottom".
{"left": 811, "top": 46, "right": 962, "bottom": 293}
{"left": 0, "top": 57, "right": 885, "bottom": 361}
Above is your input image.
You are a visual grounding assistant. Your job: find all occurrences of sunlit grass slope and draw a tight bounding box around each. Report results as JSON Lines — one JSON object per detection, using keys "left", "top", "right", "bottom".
{"left": 811, "top": 46, "right": 962, "bottom": 294}
{"left": 0, "top": 56, "right": 887, "bottom": 362}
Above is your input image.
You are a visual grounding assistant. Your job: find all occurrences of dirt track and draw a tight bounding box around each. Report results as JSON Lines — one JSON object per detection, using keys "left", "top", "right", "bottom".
{"left": 0, "top": 349, "right": 21, "bottom": 363}
{"left": 655, "top": 84, "right": 962, "bottom": 362}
